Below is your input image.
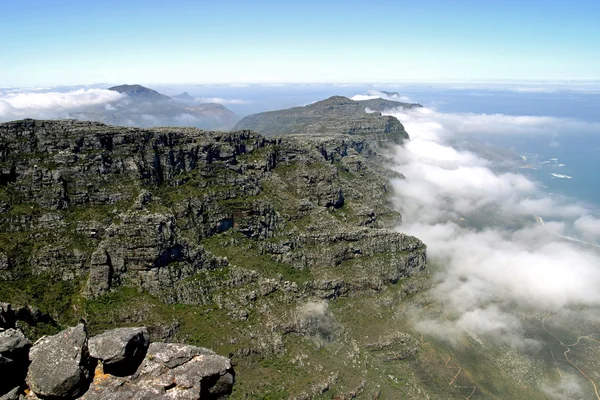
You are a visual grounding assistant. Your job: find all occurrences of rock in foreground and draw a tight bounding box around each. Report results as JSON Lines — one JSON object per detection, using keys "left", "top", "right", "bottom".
{"left": 26, "top": 324, "right": 93, "bottom": 398}
{"left": 1, "top": 316, "right": 234, "bottom": 399}
{"left": 83, "top": 343, "right": 234, "bottom": 400}
{"left": 88, "top": 327, "right": 149, "bottom": 376}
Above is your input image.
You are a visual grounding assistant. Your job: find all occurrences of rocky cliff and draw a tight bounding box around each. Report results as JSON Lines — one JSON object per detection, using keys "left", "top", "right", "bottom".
{"left": 0, "top": 118, "right": 430, "bottom": 398}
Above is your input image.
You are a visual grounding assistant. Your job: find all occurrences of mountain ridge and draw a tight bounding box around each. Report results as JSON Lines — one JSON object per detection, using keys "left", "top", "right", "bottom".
{"left": 233, "top": 95, "right": 419, "bottom": 144}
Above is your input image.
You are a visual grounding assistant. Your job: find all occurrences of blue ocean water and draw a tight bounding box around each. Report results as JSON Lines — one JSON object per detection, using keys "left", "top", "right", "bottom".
{"left": 419, "top": 89, "right": 600, "bottom": 209}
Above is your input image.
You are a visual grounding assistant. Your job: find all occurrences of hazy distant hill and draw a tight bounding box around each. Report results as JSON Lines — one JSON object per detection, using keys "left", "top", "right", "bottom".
{"left": 108, "top": 84, "right": 172, "bottom": 102}
{"left": 69, "top": 84, "right": 241, "bottom": 130}
{"left": 172, "top": 92, "right": 195, "bottom": 102}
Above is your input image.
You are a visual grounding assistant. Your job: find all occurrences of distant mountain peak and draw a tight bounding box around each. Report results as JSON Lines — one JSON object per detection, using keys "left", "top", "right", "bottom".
{"left": 173, "top": 92, "right": 195, "bottom": 102}
{"left": 108, "top": 84, "right": 171, "bottom": 101}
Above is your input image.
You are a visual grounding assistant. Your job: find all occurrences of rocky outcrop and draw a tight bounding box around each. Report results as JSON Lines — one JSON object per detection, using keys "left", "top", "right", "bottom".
{"left": 88, "top": 327, "right": 149, "bottom": 376}
{"left": 83, "top": 343, "right": 234, "bottom": 400}
{"left": 0, "top": 312, "right": 234, "bottom": 400}
{"left": 26, "top": 324, "right": 94, "bottom": 398}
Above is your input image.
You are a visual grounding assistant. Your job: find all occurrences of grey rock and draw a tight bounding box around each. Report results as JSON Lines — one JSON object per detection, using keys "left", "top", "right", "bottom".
{"left": 0, "top": 386, "right": 21, "bottom": 400}
{"left": 26, "top": 324, "right": 94, "bottom": 398}
{"left": 0, "top": 329, "right": 30, "bottom": 395}
{"left": 82, "top": 343, "right": 234, "bottom": 400}
{"left": 366, "top": 332, "right": 420, "bottom": 361}
{"left": 88, "top": 327, "right": 149, "bottom": 376}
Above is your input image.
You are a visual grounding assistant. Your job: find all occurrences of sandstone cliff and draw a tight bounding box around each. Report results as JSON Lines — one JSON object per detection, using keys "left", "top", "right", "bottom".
{"left": 0, "top": 118, "right": 428, "bottom": 398}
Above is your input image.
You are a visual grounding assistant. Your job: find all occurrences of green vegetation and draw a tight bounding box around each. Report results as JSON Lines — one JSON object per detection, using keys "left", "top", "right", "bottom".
{"left": 201, "top": 230, "right": 312, "bottom": 283}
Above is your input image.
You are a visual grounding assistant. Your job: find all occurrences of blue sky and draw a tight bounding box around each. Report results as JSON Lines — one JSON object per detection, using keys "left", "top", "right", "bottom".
{"left": 1, "top": 0, "right": 599, "bottom": 86}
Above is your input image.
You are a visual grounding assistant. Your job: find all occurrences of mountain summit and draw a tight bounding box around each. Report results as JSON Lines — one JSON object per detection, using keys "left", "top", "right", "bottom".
{"left": 234, "top": 95, "right": 420, "bottom": 143}
{"left": 108, "top": 84, "right": 171, "bottom": 102}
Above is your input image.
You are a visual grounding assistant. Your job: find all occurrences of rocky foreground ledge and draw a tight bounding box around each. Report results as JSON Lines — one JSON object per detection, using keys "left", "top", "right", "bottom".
{"left": 0, "top": 303, "right": 234, "bottom": 400}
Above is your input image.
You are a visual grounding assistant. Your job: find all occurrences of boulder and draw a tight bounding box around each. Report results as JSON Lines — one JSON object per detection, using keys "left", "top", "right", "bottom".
{"left": 83, "top": 343, "right": 234, "bottom": 399}
{"left": 88, "top": 327, "right": 149, "bottom": 376}
{"left": 26, "top": 324, "right": 94, "bottom": 398}
{"left": 0, "top": 329, "right": 31, "bottom": 395}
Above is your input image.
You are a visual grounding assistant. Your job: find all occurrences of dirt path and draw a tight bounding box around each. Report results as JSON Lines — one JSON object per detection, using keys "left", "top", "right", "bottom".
{"left": 542, "top": 314, "right": 600, "bottom": 400}
{"left": 445, "top": 356, "right": 477, "bottom": 399}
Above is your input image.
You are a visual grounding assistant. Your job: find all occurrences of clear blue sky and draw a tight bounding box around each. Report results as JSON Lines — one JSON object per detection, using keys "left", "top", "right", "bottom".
{"left": 1, "top": 0, "right": 599, "bottom": 86}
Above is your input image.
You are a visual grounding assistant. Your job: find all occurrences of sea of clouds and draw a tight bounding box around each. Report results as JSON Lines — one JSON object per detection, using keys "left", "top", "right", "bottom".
{"left": 0, "top": 88, "right": 123, "bottom": 121}
{"left": 366, "top": 93, "right": 600, "bottom": 349}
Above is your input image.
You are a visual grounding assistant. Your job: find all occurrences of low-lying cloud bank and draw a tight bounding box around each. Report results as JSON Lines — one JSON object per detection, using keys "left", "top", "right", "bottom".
{"left": 196, "top": 97, "right": 249, "bottom": 105}
{"left": 378, "top": 102, "right": 600, "bottom": 349}
{"left": 351, "top": 90, "right": 414, "bottom": 103}
{"left": 0, "top": 89, "right": 123, "bottom": 121}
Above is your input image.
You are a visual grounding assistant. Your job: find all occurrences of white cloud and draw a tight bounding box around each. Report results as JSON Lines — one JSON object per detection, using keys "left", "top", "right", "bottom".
{"left": 388, "top": 106, "right": 600, "bottom": 136}
{"left": 351, "top": 90, "right": 414, "bottom": 103}
{"left": 197, "top": 97, "right": 249, "bottom": 105}
{"left": 0, "top": 89, "right": 123, "bottom": 121}
{"left": 574, "top": 215, "right": 600, "bottom": 242}
{"left": 379, "top": 104, "right": 600, "bottom": 349}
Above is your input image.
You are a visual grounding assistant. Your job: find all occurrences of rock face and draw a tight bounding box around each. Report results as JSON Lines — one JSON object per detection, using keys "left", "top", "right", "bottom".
{"left": 83, "top": 343, "right": 234, "bottom": 399}
{"left": 233, "top": 95, "right": 419, "bottom": 144}
{"left": 26, "top": 324, "right": 94, "bottom": 398}
{"left": 0, "top": 119, "right": 425, "bottom": 303}
{"left": 88, "top": 327, "right": 149, "bottom": 376}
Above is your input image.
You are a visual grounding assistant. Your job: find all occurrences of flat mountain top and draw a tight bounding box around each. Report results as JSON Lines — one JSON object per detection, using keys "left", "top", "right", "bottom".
{"left": 234, "top": 95, "right": 419, "bottom": 143}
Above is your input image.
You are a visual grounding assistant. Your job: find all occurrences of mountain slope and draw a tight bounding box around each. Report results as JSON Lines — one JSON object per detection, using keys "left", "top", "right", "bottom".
{"left": 108, "top": 84, "right": 172, "bottom": 102}
{"left": 0, "top": 118, "right": 435, "bottom": 398}
{"left": 234, "top": 95, "right": 419, "bottom": 144}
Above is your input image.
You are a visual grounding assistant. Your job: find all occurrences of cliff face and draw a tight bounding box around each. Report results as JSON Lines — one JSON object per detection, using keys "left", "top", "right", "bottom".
{"left": 0, "top": 119, "right": 424, "bottom": 299}
{"left": 233, "top": 96, "right": 416, "bottom": 144}
{"left": 0, "top": 118, "right": 430, "bottom": 398}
